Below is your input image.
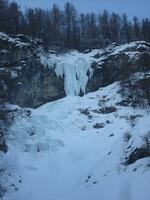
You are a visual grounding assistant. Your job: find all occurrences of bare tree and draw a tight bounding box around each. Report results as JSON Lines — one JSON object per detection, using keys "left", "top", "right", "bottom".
{"left": 142, "top": 131, "right": 150, "bottom": 152}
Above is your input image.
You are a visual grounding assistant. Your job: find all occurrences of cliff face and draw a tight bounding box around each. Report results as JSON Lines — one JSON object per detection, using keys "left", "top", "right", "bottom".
{"left": 86, "top": 42, "right": 150, "bottom": 92}
{"left": 0, "top": 32, "right": 150, "bottom": 108}
{"left": 0, "top": 33, "right": 65, "bottom": 108}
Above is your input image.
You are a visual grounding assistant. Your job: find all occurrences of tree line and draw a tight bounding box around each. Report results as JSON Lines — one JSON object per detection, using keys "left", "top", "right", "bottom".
{"left": 0, "top": 0, "right": 150, "bottom": 50}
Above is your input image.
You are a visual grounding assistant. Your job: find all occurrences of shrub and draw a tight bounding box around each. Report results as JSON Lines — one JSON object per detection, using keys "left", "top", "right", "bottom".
{"left": 99, "top": 106, "right": 117, "bottom": 114}
{"left": 123, "top": 131, "right": 132, "bottom": 142}
{"left": 93, "top": 123, "right": 105, "bottom": 129}
{"left": 141, "top": 131, "right": 150, "bottom": 152}
{"left": 0, "top": 158, "right": 9, "bottom": 199}
{"left": 79, "top": 108, "right": 90, "bottom": 116}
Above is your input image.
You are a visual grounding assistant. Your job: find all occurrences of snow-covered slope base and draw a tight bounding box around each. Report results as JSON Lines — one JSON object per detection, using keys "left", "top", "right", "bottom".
{"left": 4, "top": 82, "right": 150, "bottom": 200}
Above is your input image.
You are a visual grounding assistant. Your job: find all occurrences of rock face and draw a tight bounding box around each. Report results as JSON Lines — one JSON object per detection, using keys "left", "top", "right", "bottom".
{"left": 0, "top": 32, "right": 150, "bottom": 108}
{"left": 86, "top": 42, "right": 150, "bottom": 92}
{"left": 0, "top": 32, "right": 65, "bottom": 108}
{"left": 0, "top": 129, "right": 7, "bottom": 153}
{"left": 124, "top": 147, "right": 150, "bottom": 165}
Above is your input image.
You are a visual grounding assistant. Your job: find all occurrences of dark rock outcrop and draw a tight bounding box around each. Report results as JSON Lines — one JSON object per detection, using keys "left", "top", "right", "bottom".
{"left": 0, "top": 32, "right": 65, "bottom": 108}
{"left": 118, "top": 72, "right": 150, "bottom": 108}
{"left": 124, "top": 147, "right": 150, "bottom": 165}
{"left": 86, "top": 42, "right": 150, "bottom": 92}
{"left": 0, "top": 129, "right": 7, "bottom": 153}
{"left": 93, "top": 123, "right": 105, "bottom": 129}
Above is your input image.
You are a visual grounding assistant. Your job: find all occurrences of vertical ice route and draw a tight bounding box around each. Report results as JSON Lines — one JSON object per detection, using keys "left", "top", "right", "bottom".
{"left": 40, "top": 50, "right": 93, "bottom": 96}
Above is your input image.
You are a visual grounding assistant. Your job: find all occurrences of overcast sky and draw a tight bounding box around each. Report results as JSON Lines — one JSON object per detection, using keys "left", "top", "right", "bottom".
{"left": 14, "top": 0, "right": 150, "bottom": 19}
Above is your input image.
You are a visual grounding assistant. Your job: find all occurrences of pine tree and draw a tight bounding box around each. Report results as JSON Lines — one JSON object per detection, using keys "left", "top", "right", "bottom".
{"left": 51, "top": 4, "right": 62, "bottom": 45}
{"left": 141, "top": 18, "right": 150, "bottom": 42}
{"left": 133, "top": 16, "right": 141, "bottom": 41}
{"left": 121, "top": 14, "right": 132, "bottom": 43}
{"left": 7, "top": 2, "right": 21, "bottom": 34}
{"left": 110, "top": 13, "right": 121, "bottom": 42}
{"left": 99, "top": 10, "right": 111, "bottom": 46}
{"left": 64, "top": 2, "right": 77, "bottom": 48}
{"left": 0, "top": 0, "right": 8, "bottom": 32}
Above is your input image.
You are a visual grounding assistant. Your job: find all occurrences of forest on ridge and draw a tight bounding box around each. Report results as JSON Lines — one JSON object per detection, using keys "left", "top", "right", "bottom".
{"left": 0, "top": 0, "right": 150, "bottom": 50}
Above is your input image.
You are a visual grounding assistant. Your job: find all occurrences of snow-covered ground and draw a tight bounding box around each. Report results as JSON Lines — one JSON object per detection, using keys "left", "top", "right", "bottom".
{"left": 3, "top": 81, "right": 150, "bottom": 200}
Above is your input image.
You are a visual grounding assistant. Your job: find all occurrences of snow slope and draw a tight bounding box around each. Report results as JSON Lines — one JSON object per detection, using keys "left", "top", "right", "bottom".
{"left": 4, "top": 81, "right": 150, "bottom": 200}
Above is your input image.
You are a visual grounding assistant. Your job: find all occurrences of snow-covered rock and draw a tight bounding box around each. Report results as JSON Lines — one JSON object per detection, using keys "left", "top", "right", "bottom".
{"left": 86, "top": 41, "right": 150, "bottom": 92}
